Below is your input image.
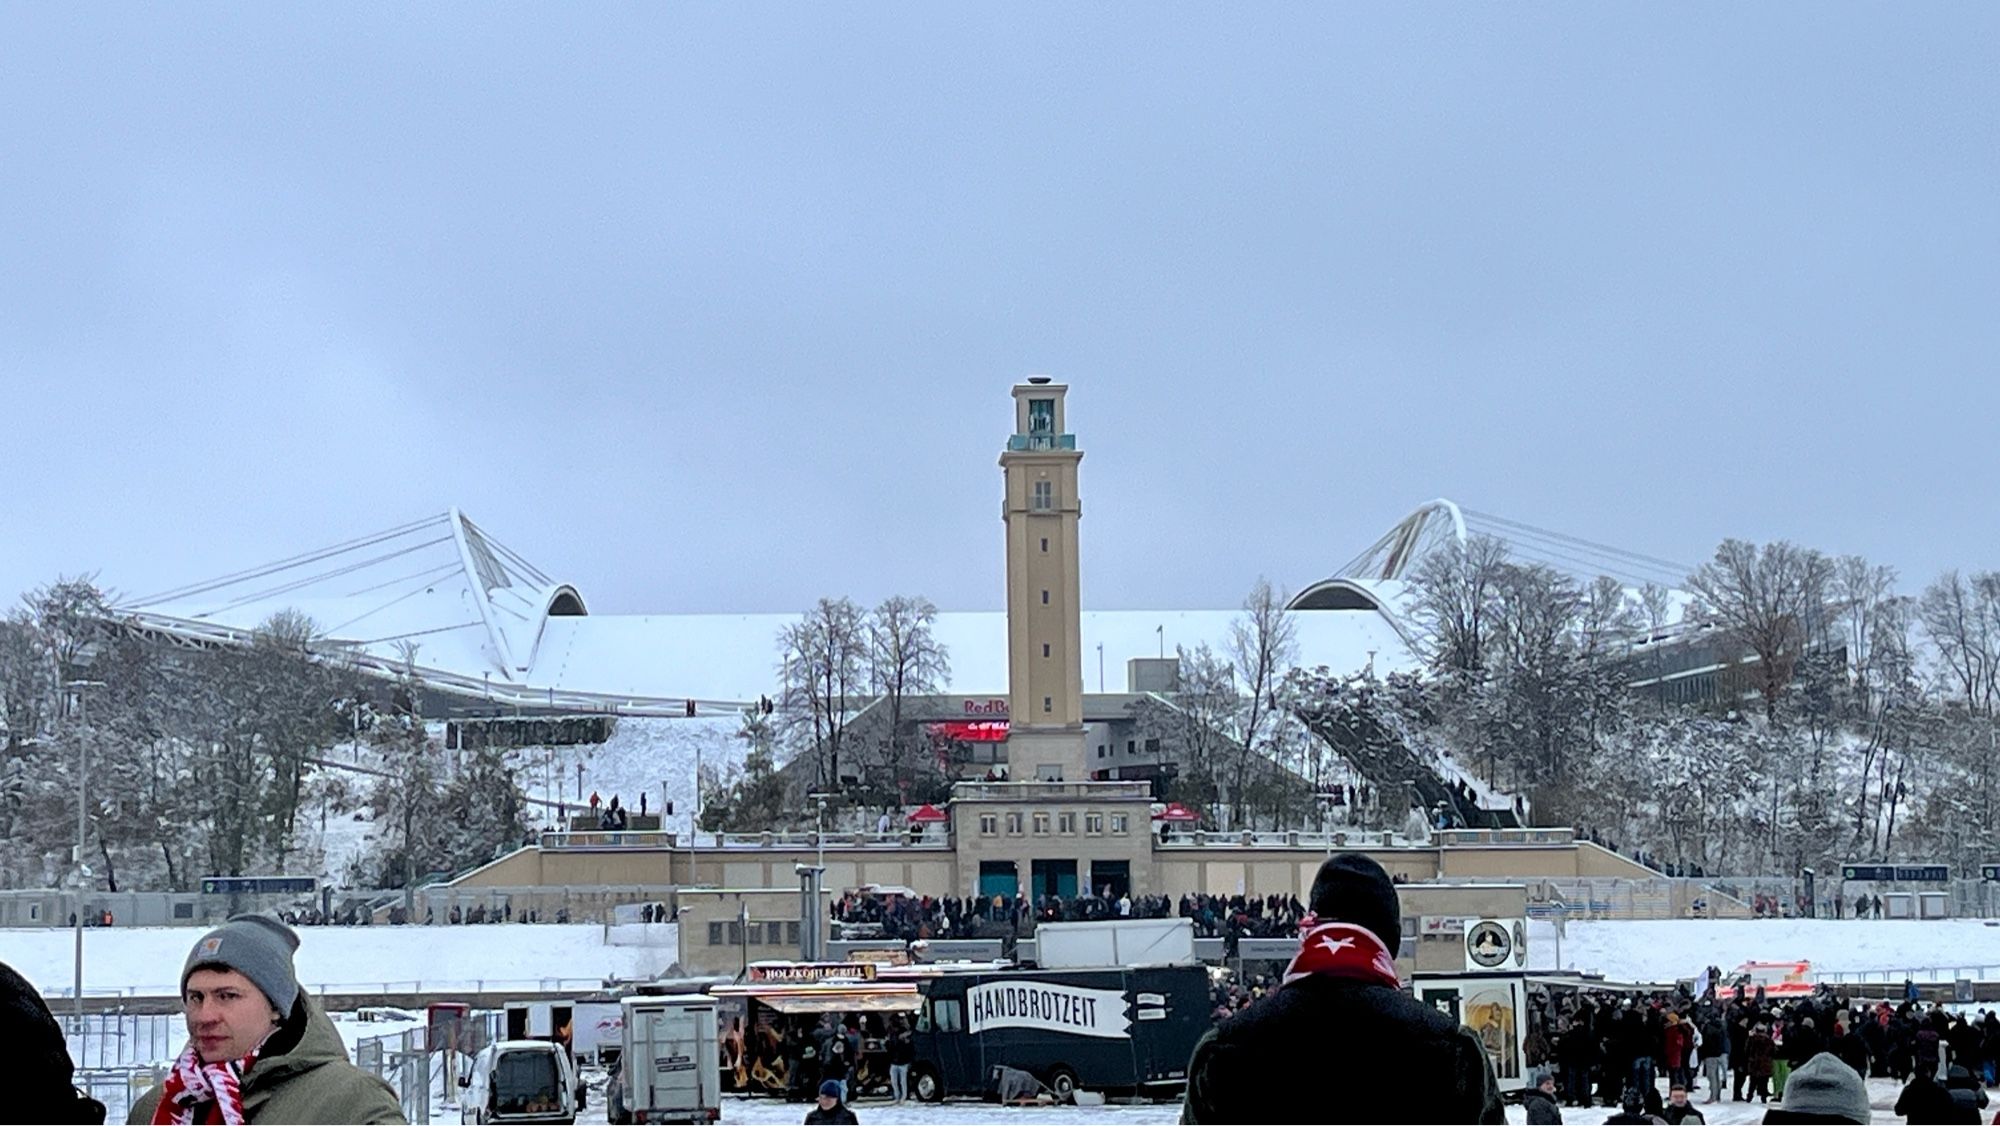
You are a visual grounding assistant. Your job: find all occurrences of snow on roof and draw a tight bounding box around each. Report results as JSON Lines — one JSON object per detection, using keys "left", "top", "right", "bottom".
{"left": 529, "top": 607, "right": 1416, "bottom": 704}
{"left": 112, "top": 510, "right": 1418, "bottom": 710}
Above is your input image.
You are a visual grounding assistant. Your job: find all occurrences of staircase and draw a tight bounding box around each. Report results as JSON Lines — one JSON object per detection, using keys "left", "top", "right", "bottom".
{"left": 1293, "top": 694, "right": 1522, "bottom": 830}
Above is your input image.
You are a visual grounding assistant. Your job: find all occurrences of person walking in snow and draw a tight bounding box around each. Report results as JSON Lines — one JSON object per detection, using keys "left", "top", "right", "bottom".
{"left": 1180, "top": 853, "right": 1503, "bottom": 1123}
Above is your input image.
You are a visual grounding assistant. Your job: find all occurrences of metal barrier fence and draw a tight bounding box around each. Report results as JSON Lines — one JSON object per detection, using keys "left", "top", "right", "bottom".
{"left": 73, "top": 1066, "right": 164, "bottom": 1123}
{"left": 355, "top": 1009, "right": 505, "bottom": 1125}
{"left": 63, "top": 1013, "right": 180, "bottom": 1069}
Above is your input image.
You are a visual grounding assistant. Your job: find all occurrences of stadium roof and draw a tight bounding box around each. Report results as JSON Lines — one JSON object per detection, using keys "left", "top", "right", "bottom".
{"left": 112, "top": 499, "right": 1688, "bottom": 716}
{"left": 112, "top": 509, "right": 1419, "bottom": 715}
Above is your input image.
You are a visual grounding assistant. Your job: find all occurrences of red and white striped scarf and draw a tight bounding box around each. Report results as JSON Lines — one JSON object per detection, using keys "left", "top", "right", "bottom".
{"left": 1282, "top": 917, "right": 1402, "bottom": 989}
{"left": 151, "top": 1039, "right": 260, "bottom": 1125}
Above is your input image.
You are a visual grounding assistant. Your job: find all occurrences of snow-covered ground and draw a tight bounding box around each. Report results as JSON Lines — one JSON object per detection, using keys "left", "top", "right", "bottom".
{"left": 7, "top": 923, "right": 679, "bottom": 998}
{"left": 1529, "top": 917, "right": 2000, "bottom": 981}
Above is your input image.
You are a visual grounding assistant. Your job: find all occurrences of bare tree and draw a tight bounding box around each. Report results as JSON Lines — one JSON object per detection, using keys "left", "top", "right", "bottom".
{"left": 777, "top": 597, "right": 868, "bottom": 793}
{"left": 1918, "top": 571, "right": 1997, "bottom": 715}
{"left": 1834, "top": 556, "right": 1898, "bottom": 718}
{"left": 1686, "top": 539, "right": 1835, "bottom": 723}
{"left": 1131, "top": 644, "right": 1237, "bottom": 819}
{"left": 1407, "top": 535, "right": 1509, "bottom": 676}
{"left": 865, "top": 595, "right": 950, "bottom": 796}
{"left": 1223, "top": 578, "right": 1297, "bottom": 827}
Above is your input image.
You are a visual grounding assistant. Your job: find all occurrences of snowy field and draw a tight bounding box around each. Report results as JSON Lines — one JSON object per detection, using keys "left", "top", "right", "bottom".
{"left": 13, "top": 917, "right": 2000, "bottom": 1001}
{"left": 3, "top": 923, "right": 678, "bottom": 998}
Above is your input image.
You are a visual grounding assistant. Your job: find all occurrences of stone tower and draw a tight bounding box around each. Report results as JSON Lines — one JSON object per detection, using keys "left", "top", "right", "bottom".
{"left": 999, "top": 377, "right": 1087, "bottom": 781}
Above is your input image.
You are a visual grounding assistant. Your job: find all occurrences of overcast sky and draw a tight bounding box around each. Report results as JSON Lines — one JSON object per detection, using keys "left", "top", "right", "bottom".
{"left": 3, "top": 6, "right": 1996, "bottom": 615}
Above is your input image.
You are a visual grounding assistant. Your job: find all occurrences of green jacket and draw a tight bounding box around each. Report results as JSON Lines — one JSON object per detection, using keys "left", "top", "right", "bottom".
{"left": 130, "top": 996, "right": 405, "bottom": 1124}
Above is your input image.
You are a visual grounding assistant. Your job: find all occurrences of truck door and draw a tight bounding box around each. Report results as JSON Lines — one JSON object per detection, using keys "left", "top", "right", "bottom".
{"left": 916, "top": 990, "right": 976, "bottom": 1098}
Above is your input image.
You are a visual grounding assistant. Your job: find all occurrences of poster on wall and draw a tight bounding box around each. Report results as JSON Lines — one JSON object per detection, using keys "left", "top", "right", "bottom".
{"left": 1416, "top": 975, "right": 1528, "bottom": 1093}
{"left": 1463, "top": 983, "right": 1520, "bottom": 1083}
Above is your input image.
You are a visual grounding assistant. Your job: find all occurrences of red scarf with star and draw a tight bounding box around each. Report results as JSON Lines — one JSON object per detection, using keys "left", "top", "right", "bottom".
{"left": 1282, "top": 917, "right": 1402, "bottom": 989}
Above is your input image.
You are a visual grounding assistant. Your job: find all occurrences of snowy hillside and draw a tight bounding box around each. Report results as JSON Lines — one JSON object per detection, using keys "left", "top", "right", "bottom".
{"left": 511, "top": 715, "right": 747, "bottom": 835}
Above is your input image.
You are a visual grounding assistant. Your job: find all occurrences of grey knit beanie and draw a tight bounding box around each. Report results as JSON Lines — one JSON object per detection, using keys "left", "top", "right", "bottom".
{"left": 182, "top": 914, "right": 301, "bottom": 1015}
{"left": 1773, "top": 1052, "right": 1870, "bottom": 1124}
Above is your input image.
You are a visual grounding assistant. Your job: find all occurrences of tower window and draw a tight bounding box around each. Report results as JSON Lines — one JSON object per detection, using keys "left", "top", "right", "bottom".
{"left": 1043, "top": 696, "right": 1053, "bottom": 713}
{"left": 1032, "top": 481, "right": 1053, "bottom": 511}
{"left": 1041, "top": 589, "right": 1049, "bottom": 605}
{"left": 1042, "top": 643, "right": 1050, "bottom": 657}
{"left": 1028, "top": 398, "right": 1054, "bottom": 433}
{"left": 1040, "top": 537, "right": 1048, "bottom": 552}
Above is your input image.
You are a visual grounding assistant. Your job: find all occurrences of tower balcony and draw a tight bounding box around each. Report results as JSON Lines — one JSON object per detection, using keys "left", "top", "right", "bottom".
{"left": 1006, "top": 432, "right": 1077, "bottom": 452}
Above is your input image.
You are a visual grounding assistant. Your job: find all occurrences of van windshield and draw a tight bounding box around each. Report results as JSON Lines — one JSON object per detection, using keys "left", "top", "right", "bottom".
{"left": 494, "top": 1050, "right": 562, "bottom": 1114}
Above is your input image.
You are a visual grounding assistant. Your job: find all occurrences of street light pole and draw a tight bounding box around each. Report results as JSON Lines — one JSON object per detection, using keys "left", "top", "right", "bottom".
{"left": 65, "top": 679, "right": 104, "bottom": 1021}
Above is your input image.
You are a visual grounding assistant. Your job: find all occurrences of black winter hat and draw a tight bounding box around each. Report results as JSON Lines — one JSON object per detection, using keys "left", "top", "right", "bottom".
{"left": 1, "top": 961, "right": 107, "bottom": 1123}
{"left": 1308, "top": 853, "right": 1402, "bottom": 957}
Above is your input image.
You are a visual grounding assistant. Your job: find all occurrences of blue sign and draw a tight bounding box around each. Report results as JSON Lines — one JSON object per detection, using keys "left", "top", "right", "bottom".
{"left": 1983, "top": 865, "right": 2000, "bottom": 882}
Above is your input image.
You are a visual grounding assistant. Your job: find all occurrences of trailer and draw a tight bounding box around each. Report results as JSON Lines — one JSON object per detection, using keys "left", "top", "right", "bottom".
{"left": 616, "top": 996, "right": 721, "bottom": 1125}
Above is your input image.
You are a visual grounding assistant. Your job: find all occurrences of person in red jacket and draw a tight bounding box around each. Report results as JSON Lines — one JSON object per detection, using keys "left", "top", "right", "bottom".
{"left": 1664, "top": 1012, "right": 1695, "bottom": 1094}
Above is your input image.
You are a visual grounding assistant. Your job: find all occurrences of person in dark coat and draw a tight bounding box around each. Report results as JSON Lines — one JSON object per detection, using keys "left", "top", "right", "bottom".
{"left": 1747, "top": 1023, "right": 1777, "bottom": 1103}
{"left": 1560, "top": 1014, "right": 1601, "bottom": 1107}
{"left": 1663, "top": 1083, "right": 1706, "bottom": 1124}
{"left": 1944, "top": 1064, "right": 1988, "bottom": 1121}
{"left": 1, "top": 961, "right": 107, "bottom": 1123}
{"left": 1894, "top": 1070, "right": 1964, "bottom": 1124}
{"left": 1523, "top": 1067, "right": 1563, "bottom": 1124}
{"left": 1831, "top": 1019, "right": 1869, "bottom": 1083}
{"left": 1603, "top": 1087, "right": 1658, "bottom": 1124}
{"left": 1180, "top": 853, "right": 1504, "bottom": 1124}
{"left": 802, "top": 1080, "right": 859, "bottom": 1125}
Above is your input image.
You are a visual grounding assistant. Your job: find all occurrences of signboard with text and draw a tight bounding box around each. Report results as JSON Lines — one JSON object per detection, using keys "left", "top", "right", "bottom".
{"left": 200, "top": 876, "right": 317, "bottom": 896}
{"left": 1841, "top": 865, "right": 1949, "bottom": 883}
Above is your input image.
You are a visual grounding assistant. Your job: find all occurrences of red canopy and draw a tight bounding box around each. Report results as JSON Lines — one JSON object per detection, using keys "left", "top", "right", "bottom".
{"left": 907, "top": 804, "right": 949, "bottom": 824}
{"left": 1153, "top": 803, "right": 1201, "bottom": 823}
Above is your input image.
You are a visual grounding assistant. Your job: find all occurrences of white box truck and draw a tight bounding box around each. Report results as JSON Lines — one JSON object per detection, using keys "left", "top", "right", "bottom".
{"left": 1033, "top": 918, "right": 1197, "bottom": 968}
{"left": 616, "top": 995, "right": 720, "bottom": 1124}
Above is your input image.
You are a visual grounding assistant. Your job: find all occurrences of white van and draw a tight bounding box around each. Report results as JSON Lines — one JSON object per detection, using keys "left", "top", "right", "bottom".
{"left": 460, "top": 1040, "right": 580, "bottom": 1125}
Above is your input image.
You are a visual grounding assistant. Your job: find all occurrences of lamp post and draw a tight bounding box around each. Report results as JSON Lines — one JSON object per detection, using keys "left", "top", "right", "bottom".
{"left": 64, "top": 679, "right": 104, "bottom": 1021}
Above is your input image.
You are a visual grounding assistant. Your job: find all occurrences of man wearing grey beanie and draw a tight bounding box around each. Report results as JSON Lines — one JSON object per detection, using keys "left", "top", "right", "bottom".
{"left": 1761, "top": 1051, "right": 1871, "bottom": 1124}
{"left": 128, "top": 914, "right": 404, "bottom": 1124}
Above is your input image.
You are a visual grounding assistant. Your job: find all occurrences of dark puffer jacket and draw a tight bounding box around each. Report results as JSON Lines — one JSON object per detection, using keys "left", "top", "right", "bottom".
{"left": 1180, "top": 974, "right": 1504, "bottom": 1124}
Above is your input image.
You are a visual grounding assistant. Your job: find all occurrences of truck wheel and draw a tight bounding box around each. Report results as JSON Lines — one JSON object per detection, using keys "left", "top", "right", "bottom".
{"left": 913, "top": 1067, "right": 945, "bottom": 1103}
{"left": 1048, "top": 1067, "right": 1078, "bottom": 1102}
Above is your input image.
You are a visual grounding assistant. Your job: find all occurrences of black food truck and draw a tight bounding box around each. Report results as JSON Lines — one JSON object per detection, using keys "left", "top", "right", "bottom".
{"left": 710, "top": 960, "right": 1207, "bottom": 1103}
{"left": 908, "top": 963, "right": 1208, "bottom": 1102}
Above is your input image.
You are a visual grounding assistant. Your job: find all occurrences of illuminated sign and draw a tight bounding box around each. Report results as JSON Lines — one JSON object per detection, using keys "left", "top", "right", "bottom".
{"left": 747, "top": 962, "right": 879, "bottom": 984}
{"left": 931, "top": 720, "right": 1009, "bottom": 742}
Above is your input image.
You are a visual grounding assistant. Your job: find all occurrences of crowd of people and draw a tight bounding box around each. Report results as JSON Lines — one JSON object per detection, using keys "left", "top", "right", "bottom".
{"left": 826, "top": 886, "right": 1317, "bottom": 949}
{"left": 1519, "top": 976, "right": 2000, "bottom": 1124}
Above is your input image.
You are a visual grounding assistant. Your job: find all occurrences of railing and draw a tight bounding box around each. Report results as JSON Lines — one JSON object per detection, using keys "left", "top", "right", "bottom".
{"left": 1154, "top": 829, "right": 1413, "bottom": 849}
{"left": 52, "top": 976, "right": 608, "bottom": 999}
{"left": 64, "top": 1014, "right": 179, "bottom": 1069}
{"left": 73, "top": 1066, "right": 164, "bottom": 1123}
{"left": 1818, "top": 965, "right": 2000, "bottom": 985}
{"left": 537, "top": 829, "right": 949, "bottom": 851}
{"left": 1006, "top": 432, "right": 1076, "bottom": 451}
